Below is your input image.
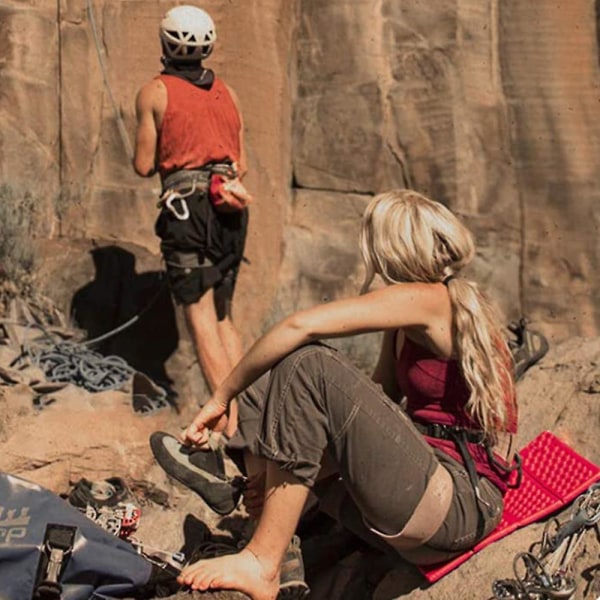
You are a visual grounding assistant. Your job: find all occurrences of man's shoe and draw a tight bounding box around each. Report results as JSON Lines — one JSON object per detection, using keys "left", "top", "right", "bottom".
{"left": 507, "top": 318, "right": 550, "bottom": 381}
{"left": 278, "top": 536, "right": 310, "bottom": 600}
{"left": 149, "top": 431, "right": 245, "bottom": 516}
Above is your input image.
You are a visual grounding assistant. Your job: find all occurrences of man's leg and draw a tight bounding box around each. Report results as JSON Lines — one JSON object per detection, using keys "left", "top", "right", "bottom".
{"left": 183, "top": 287, "right": 233, "bottom": 392}
{"left": 216, "top": 315, "right": 243, "bottom": 437}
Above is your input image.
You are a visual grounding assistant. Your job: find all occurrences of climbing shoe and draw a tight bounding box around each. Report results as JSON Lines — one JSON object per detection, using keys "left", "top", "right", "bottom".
{"left": 149, "top": 431, "right": 245, "bottom": 516}
{"left": 68, "top": 476, "right": 133, "bottom": 509}
{"left": 507, "top": 318, "right": 550, "bottom": 381}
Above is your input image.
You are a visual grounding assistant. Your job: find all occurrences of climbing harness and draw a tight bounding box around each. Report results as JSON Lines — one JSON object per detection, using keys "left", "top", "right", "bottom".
{"left": 158, "top": 168, "right": 211, "bottom": 220}
{"left": 158, "top": 162, "right": 243, "bottom": 220}
{"left": 490, "top": 482, "right": 600, "bottom": 599}
{"left": 414, "top": 422, "right": 522, "bottom": 537}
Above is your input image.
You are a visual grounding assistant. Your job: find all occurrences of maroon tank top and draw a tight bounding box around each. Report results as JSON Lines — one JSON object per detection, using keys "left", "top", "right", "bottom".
{"left": 157, "top": 75, "right": 241, "bottom": 178}
{"left": 395, "top": 335, "right": 516, "bottom": 493}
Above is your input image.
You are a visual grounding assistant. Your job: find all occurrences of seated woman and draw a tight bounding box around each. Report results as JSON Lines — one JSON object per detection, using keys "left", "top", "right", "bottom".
{"left": 177, "top": 189, "right": 518, "bottom": 600}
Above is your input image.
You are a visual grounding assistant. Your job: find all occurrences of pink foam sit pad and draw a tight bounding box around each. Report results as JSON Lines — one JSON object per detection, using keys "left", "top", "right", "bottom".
{"left": 418, "top": 431, "right": 600, "bottom": 583}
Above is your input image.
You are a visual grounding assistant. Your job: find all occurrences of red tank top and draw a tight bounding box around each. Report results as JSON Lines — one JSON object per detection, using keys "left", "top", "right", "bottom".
{"left": 157, "top": 75, "right": 241, "bottom": 178}
{"left": 395, "top": 335, "right": 516, "bottom": 493}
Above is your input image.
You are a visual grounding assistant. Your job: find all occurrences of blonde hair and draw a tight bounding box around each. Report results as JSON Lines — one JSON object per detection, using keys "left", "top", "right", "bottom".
{"left": 360, "top": 189, "right": 515, "bottom": 438}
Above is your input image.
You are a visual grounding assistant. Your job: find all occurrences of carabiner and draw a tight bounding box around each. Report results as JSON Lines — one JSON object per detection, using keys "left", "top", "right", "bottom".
{"left": 164, "top": 192, "right": 190, "bottom": 220}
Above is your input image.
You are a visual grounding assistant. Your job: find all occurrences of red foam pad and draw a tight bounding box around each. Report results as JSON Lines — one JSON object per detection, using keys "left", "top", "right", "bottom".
{"left": 418, "top": 431, "right": 600, "bottom": 583}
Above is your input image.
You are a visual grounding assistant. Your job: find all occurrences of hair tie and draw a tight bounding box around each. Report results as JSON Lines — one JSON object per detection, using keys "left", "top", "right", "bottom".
{"left": 442, "top": 274, "right": 455, "bottom": 285}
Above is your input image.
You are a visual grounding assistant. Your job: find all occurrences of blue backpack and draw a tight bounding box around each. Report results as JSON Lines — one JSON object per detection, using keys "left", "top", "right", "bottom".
{"left": 0, "top": 472, "right": 178, "bottom": 600}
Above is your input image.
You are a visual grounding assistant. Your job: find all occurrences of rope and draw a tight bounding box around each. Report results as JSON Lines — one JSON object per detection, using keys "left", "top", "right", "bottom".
{"left": 4, "top": 269, "right": 169, "bottom": 392}
{"left": 86, "top": 0, "right": 133, "bottom": 159}
{"left": 23, "top": 337, "right": 134, "bottom": 393}
{"left": 81, "top": 277, "right": 168, "bottom": 347}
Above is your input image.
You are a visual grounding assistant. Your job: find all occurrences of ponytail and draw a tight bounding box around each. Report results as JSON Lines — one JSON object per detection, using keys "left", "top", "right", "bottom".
{"left": 446, "top": 277, "right": 516, "bottom": 440}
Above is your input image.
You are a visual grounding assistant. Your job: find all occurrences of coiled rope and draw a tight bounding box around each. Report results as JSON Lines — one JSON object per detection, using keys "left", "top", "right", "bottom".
{"left": 9, "top": 278, "right": 167, "bottom": 392}
{"left": 8, "top": 321, "right": 134, "bottom": 393}
{"left": 23, "top": 337, "right": 134, "bottom": 393}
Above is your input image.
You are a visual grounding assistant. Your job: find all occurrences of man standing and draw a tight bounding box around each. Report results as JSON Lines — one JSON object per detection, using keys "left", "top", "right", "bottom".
{"left": 133, "top": 5, "right": 250, "bottom": 436}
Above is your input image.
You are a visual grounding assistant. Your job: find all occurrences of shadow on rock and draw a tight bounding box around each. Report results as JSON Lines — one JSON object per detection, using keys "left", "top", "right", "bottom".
{"left": 71, "top": 245, "right": 178, "bottom": 400}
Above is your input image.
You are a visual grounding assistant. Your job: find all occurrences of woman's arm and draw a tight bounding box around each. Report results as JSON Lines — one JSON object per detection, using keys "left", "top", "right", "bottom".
{"left": 185, "top": 283, "right": 439, "bottom": 445}
{"left": 223, "top": 283, "right": 436, "bottom": 402}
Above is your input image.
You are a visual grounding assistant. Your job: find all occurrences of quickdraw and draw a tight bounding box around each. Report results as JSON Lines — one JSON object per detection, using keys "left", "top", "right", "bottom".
{"left": 491, "top": 482, "right": 600, "bottom": 599}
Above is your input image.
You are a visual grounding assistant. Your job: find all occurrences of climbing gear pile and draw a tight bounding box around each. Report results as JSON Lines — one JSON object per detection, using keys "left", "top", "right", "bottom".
{"left": 490, "top": 482, "right": 600, "bottom": 599}
{"left": 67, "top": 477, "right": 142, "bottom": 541}
{"left": 0, "top": 472, "right": 163, "bottom": 600}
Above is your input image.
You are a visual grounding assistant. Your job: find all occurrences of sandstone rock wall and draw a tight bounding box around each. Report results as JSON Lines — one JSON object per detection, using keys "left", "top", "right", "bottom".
{"left": 288, "top": 0, "right": 600, "bottom": 345}
{"left": 0, "top": 0, "right": 296, "bottom": 346}
{"left": 0, "top": 0, "right": 598, "bottom": 374}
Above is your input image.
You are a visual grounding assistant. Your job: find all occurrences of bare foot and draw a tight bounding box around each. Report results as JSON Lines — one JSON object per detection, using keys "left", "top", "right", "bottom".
{"left": 177, "top": 548, "right": 279, "bottom": 600}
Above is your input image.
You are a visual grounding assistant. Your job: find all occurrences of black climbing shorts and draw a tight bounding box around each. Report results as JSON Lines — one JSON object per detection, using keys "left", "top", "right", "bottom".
{"left": 154, "top": 187, "right": 248, "bottom": 319}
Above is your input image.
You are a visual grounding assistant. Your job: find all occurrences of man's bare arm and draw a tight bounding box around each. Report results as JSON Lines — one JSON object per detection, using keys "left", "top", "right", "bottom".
{"left": 226, "top": 84, "right": 248, "bottom": 179}
{"left": 133, "top": 81, "right": 162, "bottom": 177}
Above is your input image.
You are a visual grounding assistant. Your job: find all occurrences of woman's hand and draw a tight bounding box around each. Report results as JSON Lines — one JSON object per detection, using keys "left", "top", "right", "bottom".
{"left": 183, "top": 395, "right": 229, "bottom": 449}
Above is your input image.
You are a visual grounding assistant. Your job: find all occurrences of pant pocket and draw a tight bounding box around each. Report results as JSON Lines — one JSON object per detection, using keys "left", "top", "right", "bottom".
{"left": 425, "top": 456, "right": 504, "bottom": 552}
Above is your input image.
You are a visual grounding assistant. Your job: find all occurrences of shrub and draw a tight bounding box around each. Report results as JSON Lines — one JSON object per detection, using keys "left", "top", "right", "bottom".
{"left": 0, "top": 184, "right": 37, "bottom": 309}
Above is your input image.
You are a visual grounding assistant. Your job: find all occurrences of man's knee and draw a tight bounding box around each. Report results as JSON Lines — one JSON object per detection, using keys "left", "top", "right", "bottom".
{"left": 184, "top": 291, "right": 220, "bottom": 337}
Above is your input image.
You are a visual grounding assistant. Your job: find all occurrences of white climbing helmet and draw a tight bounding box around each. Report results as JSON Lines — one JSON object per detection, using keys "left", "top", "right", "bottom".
{"left": 160, "top": 5, "right": 216, "bottom": 61}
